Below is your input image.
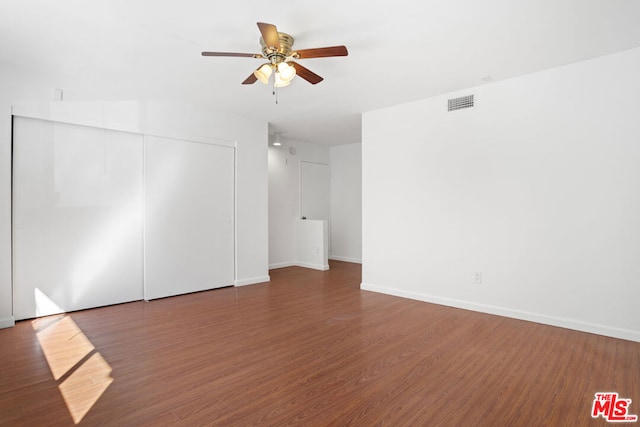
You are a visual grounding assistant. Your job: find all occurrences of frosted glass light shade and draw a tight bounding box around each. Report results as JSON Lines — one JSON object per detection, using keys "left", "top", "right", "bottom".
{"left": 274, "top": 72, "right": 291, "bottom": 87}
{"left": 254, "top": 64, "right": 272, "bottom": 84}
{"left": 277, "top": 62, "right": 296, "bottom": 82}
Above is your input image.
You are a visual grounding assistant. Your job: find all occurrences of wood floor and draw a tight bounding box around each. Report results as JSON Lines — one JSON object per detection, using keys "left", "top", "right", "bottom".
{"left": 1, "top": 261, "right": 638, "bottom": 426}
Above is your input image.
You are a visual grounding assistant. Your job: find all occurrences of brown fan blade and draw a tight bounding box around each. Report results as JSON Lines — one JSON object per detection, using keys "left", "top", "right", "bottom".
{"left": 257, "top": 22, "right": 280, "bottom": 49}
{"left": 293, "top": 46, "right": 348, "bottom": 59}
{"left": 242, "top": 72, "right": 258, "bottom": 85}
{"left": 202, "top": 52, "right": 262, "bottom": 58}
{"left": 290, "top": 62, "right": 323, "bottom": 85}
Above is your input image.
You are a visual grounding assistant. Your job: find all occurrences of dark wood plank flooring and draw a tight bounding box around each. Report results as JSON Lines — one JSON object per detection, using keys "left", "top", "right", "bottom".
{"left": 1, "top": 261, "right": 638, "bottom": 426}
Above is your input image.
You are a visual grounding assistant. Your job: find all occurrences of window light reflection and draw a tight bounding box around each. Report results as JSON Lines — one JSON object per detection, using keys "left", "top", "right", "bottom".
{"left": 32, "top": 313, "right": 113, "bottom": 424}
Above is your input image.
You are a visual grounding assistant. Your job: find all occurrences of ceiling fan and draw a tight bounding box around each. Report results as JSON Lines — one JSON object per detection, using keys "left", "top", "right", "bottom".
{"left": 201, "top": 22, "right": 348, "bottom": 87}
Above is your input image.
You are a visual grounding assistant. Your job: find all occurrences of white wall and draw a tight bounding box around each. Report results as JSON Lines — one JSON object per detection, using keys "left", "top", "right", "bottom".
{"left": 362, "top": 47, "right": 640, "bottom": 342}
{"left": 268, "top": 139, "right": 363, "bottom": 268}
{"left": 268, "top": 139, "right": 329, "bottom": 268}
{"left": 0, "top": 63, "right": 269, "bottom": 327}
{"left": 330, "top": 144, "right": 362, "bottom": 263}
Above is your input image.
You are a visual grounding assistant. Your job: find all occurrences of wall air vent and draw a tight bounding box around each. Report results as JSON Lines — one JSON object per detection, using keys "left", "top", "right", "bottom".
{"left": 448, "top": 94, "right": 474, "bottom": 112}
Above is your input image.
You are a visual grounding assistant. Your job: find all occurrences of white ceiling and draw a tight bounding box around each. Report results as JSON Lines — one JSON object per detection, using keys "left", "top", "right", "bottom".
{"left": 2, "top": 0, "right": 640, "bottom": 145}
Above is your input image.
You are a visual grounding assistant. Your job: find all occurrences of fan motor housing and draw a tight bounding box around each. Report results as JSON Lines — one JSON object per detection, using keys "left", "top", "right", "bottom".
{"left": 260, "top": 32, "right": 294, "bottom": 63}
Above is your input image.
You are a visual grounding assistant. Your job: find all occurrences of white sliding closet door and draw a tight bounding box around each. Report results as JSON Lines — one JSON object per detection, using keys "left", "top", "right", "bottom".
{"left": 144, "top": 136, "right": 234, "bottom": 300}
{"left": 12, "top": 117, "right": 144, "bottom": 320}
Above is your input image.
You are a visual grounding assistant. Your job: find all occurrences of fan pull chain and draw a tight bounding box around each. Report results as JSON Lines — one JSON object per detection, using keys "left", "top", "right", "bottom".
{"left": 273, "top": 81, "right": 279, "bottom": 104}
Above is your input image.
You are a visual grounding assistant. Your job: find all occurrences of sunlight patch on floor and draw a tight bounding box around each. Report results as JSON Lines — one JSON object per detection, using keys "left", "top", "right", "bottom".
{"left": 33, "top": 314, "right": 113, "bottom": 423}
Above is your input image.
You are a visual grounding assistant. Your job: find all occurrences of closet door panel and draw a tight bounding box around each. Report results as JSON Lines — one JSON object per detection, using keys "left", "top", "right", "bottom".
{"left": 144, "top": 136, "right": 234, "bottom": 300}
{"left": 12, "top": 117, "right": 144, "bottom": 320}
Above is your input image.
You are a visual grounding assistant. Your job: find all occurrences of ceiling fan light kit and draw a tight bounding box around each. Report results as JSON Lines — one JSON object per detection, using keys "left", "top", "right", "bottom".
{"left": 273, "top": 71, "right": 292, "bottom": 88}
{"left": 202, "top": 22, "right": 348, "bottom": 92}
{"left": 276, "top": 62, "right": 296, "bottom": 84}
{"left": 254, "top": 63, "right": 272, "bottom": 84}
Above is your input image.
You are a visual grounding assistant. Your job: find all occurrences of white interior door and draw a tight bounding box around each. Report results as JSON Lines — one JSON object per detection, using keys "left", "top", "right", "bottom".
{"left": 12, "top": 117, "right": 144, "bottom": 320}
{"left": 143, "top": 136, "right": 234, "bottom": 300}
{"left": 301, "top": 161, "right": 330, "bottom": 221}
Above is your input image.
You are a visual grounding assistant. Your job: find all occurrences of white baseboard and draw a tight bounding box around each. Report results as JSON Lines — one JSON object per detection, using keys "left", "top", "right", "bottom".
{"left": 235, "top": 275, "right": 270, "bottom": 287}
{"left": 0, "top": 317, "right": 15, "bottom": 329}
{"left": 329, "top": 256, "right": 362, "bottom": 264}
{"left": 269, "top": 261, "right": 330, "bottom": 271}
{"left": 269, "top": 262, "right": 296, "bottom": 270}
{"left": 361, "top": 283, "right": 640, "bottom": 343}
{"left": 296, "top": 262, "right": 330, "bottom": 271}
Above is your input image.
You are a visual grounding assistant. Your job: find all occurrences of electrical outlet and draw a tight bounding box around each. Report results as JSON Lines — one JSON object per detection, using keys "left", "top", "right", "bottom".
{"left": 474, "top": 272, "right": 483, "bottom": 285}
